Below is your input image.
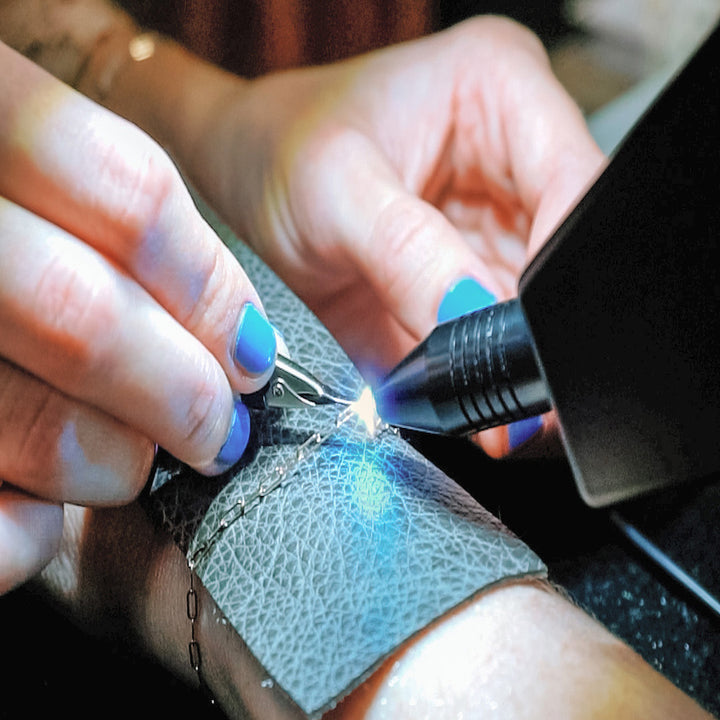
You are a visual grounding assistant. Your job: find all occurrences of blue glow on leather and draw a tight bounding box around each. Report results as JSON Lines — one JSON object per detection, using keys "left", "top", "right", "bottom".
{"left": 163, "top": 216, "right": 548, "bottom": 718}
{"left": 350, "top": 455, "right": 394, "bottom": 520}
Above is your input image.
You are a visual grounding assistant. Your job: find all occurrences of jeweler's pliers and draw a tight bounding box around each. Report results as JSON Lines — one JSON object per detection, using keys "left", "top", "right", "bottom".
{"left": 243, "top": 355, "right": 354, "bottom": 410}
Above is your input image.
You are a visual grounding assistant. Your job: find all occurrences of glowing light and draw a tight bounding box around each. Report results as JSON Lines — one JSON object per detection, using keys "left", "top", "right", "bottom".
{"left": 129, "top": 33, "right": 157, "bottom": 62}
{"left": 350, "top": 386, "right": 382, "bottom": 438}
{"left": 351, "top": 461, "right": 392, "bottom": 520}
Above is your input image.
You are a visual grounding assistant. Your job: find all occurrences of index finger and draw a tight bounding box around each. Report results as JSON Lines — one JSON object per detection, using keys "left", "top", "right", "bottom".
{"left": 0, "top": 42, "right": 276, "bottom": 394}
{"left": 452, "top": 18, "right": 607, "bottom": 255}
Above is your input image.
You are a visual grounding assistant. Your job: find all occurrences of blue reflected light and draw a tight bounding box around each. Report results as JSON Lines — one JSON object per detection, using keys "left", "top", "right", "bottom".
{"left": 350, "top": 454, "right": 394, "bottom": 521}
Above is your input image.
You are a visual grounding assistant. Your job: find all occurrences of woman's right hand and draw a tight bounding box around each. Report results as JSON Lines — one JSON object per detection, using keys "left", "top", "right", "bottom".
{"left": 0, "top": 42, "right": 278, "bottom": 594}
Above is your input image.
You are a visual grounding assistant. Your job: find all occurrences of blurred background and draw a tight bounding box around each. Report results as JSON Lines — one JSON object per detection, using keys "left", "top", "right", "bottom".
{"left": 119, "top": 0, "right": 720, "bottom": 111}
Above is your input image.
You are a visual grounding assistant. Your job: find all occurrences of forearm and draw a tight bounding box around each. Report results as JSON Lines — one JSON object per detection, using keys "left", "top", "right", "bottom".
{"left": 39, "top": 507, "right": 712, "bottom": 720}
{"left": 331, "top": 582, "right": 711, "bottom": 719}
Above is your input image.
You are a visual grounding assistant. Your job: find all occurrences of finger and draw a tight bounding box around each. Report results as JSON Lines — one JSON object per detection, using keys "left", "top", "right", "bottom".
{"left": 443, "top": 17, "right": 607, "bottom": 254}
{"left": 0, "top": 42, "right": 276, "bottom": 393}
{"left": 0, "top": 358, "right": 154, "bottom": 505}
{"left": 0, "top": 198, "right": 248, "bottom": 474}
{"left": 0, "top": 485, "right": 64, "bottom": 595}
{"left": 338, "top": 17, "right": 604, "bottom": 265}
{"left": 311, "top": 130, "right": 498, "bottom": 358}
{"left": 472, "top": 410, "right": 563, "bottom": 461}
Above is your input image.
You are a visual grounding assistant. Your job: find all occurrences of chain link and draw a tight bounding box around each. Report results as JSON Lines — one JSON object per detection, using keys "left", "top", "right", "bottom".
{"left": 186, "top": 565, "right": 217, "bottom": 703}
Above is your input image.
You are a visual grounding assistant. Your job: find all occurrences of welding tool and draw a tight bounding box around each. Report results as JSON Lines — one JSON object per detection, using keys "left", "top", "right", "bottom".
{"left": 375, "top": 23, "right": 720, "bottom": 507}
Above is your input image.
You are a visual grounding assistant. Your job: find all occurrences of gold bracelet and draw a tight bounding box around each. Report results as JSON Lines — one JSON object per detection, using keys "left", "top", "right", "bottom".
{"left": 78, "top": 29, "right": 160, "bottom": 101}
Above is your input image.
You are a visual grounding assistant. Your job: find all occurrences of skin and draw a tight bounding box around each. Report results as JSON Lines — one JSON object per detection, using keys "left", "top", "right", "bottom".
{"left": 41, "top": 502, "right": 713, "bottom": 720}
{"left": 88, "top": 16, "right": 602, "bottom": 455}
{"left": 0, "top": 6, "right": 713, "bottom": 718}
{"left": 0, "top": 42, "right": 275, "bottom": 592}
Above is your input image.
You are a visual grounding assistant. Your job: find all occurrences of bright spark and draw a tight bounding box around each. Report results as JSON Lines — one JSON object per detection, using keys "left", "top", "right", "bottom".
{"left": 350, "top": 386, "right": 383, "bottom": 438}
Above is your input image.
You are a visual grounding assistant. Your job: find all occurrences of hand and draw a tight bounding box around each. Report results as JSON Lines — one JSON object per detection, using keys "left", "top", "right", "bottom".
{"left": 184, "top": 17, "right": 605, "bottom": 457}
{"left": 0, "top": 43, "right": 277, "bottom": 594}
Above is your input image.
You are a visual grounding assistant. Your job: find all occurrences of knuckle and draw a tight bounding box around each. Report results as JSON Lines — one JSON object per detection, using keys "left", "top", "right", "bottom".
{"left": 178, "top": 367, "right": 226, "bottom": 459}
{"left": 127, "top": 156, "right": 175, "bottom": 234}
{"left": 300, "top": 123, "right": 347, "bottom": 166}
{"left": 453, "top": 15, "right": 548, "bottom": 63}
{"left": 370, "top": 196, "right": 439, "bottom": 294}
{"left": 98, "top": 134, "right": 177, "bottom": 255}
{"left": 0, "top": 364, "right": 155, "bottom": 505}
{"left": 7, "top": 384, "right": 65, "bottom": 493}
{"left": 32, "top": 252, "right": 116, "bottom": 388}
{"left": 180, "top": 248, "right": 235, "bottom": 340}
{"left": 0, "top": 362, "right": 155, "bottom": 505}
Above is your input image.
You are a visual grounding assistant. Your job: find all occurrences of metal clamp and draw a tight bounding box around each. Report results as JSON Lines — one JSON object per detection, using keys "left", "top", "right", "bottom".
{"left": 244, "top": 355, "right": 354, "bottom": 410}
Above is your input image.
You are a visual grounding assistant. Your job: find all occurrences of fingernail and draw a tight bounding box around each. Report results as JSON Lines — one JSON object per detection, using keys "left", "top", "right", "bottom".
{"left": 215, "top": 399, "right": 251, "bottom": 469}
{"left": 234, "top": 303, "right": 277, "bottom": 375}
{"left": 508, "top": 415, "right": 543, "bottom": 451}
{"left": 273, "top": 324, "right": 290, "bottom": 358}
{"left": 437, "top": 277, "right": 496, "bottom": 323}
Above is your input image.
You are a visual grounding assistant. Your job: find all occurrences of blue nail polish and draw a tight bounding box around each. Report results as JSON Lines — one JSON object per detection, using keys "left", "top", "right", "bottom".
{"left": 234, "top": 303, "right": 277, "bottom": 375}
{"left": 437, "top": 277, "right": 496, "bottom": 323}
{"left": 508, "top": 415, "right": 543, "bottom": 451}
{"left": 216, "top": 399, "right": 251, "bottom": 469}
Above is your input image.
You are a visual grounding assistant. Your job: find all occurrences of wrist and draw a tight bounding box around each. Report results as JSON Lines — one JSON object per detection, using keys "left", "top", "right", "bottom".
{"left": 330, "top": 581, "right": 712, "bottom": 719}
{"left": 76, "top": 23, "right": 249, "bottom": 197}
{"left": 0, "top": 0, "right": 130, "bottom": 87}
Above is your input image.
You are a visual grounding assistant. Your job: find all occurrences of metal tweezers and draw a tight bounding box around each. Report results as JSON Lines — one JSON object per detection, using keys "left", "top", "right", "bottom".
{"left": 243, "top": 355, "right": 354, "bottom": 410}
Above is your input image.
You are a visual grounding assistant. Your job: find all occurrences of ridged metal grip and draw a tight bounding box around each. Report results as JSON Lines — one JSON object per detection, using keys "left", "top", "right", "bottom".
{"left": 374, "top": 299, "right": 550, "bottom": 435}
{"left": 442, "top": 299, "right": 550, "bottom": 433}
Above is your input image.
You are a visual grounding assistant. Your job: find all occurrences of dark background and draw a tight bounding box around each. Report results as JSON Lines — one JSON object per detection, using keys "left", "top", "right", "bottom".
{"left": 2, "top": 1, "right": 718, "bottom": 717}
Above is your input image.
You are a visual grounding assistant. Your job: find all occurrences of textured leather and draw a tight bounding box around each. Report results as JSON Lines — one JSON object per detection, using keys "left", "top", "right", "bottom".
{"left": 144, "top": 203, "right": 546, "bottom": 718}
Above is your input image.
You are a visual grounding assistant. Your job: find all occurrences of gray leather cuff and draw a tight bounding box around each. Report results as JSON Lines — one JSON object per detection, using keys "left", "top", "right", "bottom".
{"left": 144, "top": 205, "right": 546, "bottom": 717}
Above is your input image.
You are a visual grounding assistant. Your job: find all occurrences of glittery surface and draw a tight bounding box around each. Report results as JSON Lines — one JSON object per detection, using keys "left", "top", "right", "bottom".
{"left": 562, "top": 480, "right": 720, "bottom": 713}
{"left": 555, "top": 543, "right": 718, "bottom": 708}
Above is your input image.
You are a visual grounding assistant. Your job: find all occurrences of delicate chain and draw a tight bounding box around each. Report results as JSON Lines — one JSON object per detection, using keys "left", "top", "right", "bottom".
{"left": 184, "top": 400, "right": 390, "bottom": 695}
{"left": 186, "top": 566, "right": 216, "bottom": 703}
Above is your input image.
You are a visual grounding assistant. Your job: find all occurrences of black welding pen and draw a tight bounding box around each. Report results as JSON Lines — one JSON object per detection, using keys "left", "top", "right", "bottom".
{"left": 373, "top": 26, "right": 720, "bottom": 508}
{"left": 374, "top": 299, "right": 549, "bottom": 436}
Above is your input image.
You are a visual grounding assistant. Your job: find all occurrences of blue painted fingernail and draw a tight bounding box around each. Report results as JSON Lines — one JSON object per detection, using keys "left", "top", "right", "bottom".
{"left": 216, "top": 399, "right": 251, "bottom": 469}
{"left": 437, "top": 277, "right": 496, "bottom": 323}
{"left": 508, "top": 415, "right": 543, "bottom": 451}
{"left": 234, "top": 303, "right": 277, "bottom": 375}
